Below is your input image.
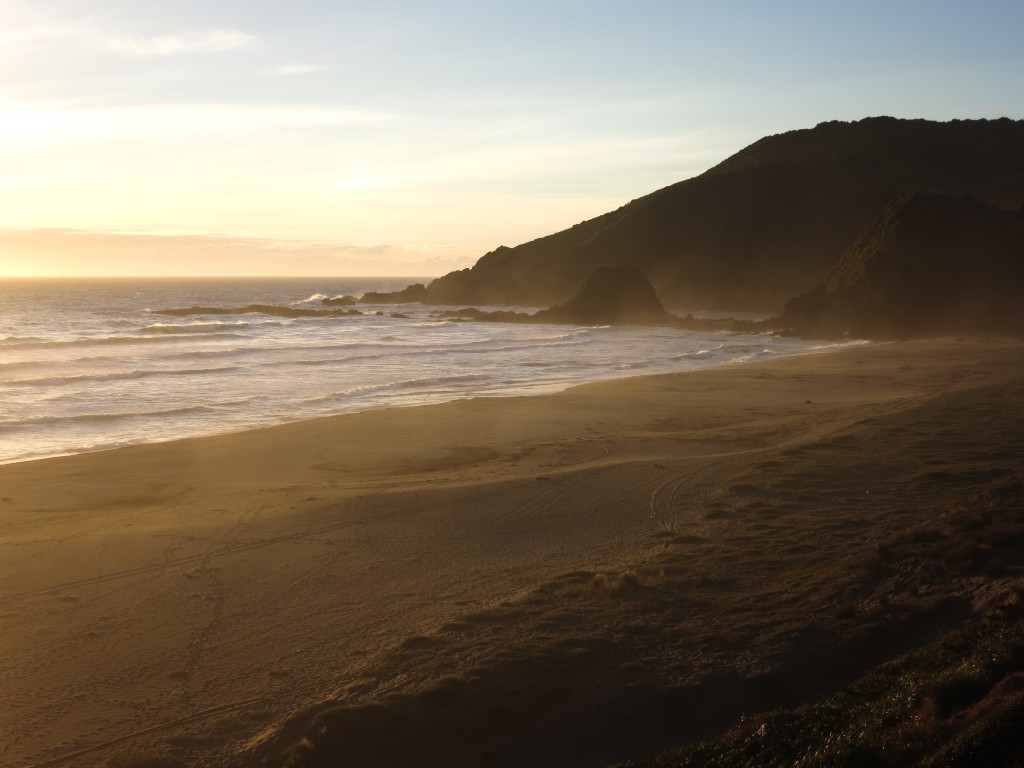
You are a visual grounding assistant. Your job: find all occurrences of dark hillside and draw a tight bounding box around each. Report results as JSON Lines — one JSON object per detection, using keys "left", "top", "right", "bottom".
{"left": 425, "top": 117, "right": 1024, "bottom": 311}
{"left": 779, "top": 193, "right": 1024, "bottom": 337}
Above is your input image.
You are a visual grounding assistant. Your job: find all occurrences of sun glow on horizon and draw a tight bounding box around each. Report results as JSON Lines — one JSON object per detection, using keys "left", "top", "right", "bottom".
{"left": 1, "top": 0, "right": 1020, "bottom": 277}
{"left": 0, "top": 227, "right": 484, "bottom": 278}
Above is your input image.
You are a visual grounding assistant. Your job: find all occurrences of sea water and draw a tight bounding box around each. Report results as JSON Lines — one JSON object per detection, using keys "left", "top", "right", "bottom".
{"left": 0, "top": 277, "right": 854, "bottom": 465}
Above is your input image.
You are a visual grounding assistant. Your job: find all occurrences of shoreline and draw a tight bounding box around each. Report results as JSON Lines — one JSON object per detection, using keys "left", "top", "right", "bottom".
{"left": 3, "top": 337, "right": 1023, "bottom": 768}
{"left": 0, "top": 336, "right": 867, "bottom": 468}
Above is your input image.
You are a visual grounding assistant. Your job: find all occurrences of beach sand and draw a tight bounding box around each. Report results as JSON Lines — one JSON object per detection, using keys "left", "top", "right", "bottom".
{"left": 3, "top": 338, "right": 1024, "bottom": 767}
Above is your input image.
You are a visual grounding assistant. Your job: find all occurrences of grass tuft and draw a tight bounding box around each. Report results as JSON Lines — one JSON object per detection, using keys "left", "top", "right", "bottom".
{"left": 588, "top": 570, "right": 643, "bottom": 597}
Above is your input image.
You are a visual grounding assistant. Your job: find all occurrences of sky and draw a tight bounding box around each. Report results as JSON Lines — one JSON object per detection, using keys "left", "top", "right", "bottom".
{"left": 1, "top": 0, "right": 1022, "bottom": 277}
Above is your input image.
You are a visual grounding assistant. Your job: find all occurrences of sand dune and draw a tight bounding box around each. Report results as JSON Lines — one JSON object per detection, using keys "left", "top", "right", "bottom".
{"left": 2, "top": 338, "right": 1023, "bottom": 767}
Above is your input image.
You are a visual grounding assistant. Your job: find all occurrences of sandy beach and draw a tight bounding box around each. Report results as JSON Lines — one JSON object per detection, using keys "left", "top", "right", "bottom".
{"left": 3, "top": 337, "right": 1024, "bottom": 767}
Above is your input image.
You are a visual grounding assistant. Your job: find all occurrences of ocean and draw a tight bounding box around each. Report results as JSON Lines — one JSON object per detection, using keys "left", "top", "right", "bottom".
{"left": 0, "top": 277, "right": 854, "bottom": 465}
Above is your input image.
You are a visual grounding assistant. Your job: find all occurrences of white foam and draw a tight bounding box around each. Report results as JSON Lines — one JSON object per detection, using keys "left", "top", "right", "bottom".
{"left": 0, "top": 278, "right": 843, "bottom": 464}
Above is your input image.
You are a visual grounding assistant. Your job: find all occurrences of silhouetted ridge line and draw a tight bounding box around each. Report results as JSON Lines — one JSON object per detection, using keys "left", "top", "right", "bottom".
{"left": 423, "top": 117, "right": 1024, "bottom": 312}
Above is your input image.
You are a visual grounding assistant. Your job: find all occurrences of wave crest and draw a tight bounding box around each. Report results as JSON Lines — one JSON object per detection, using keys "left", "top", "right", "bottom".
{"left": 7, "top": 366, "right": 245, "bottom": 388}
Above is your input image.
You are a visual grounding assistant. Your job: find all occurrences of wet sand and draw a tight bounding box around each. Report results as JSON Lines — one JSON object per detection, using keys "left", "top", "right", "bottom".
{"left": 2, "top": 338, "right": 1023, "bottom": 767}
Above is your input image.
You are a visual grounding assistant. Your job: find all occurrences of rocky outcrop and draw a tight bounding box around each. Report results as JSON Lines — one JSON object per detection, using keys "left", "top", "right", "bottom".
{"left": 322, "top": 295, "right": 358, "bottom": 306}
{"left": 533, "top": 265, "right": 682, "bottom": 326}
{"left": 438, "top": 266, "right": 683, "bottom": 328}
{"left": 359, "top": 283, "right": 429, "bottom": 304}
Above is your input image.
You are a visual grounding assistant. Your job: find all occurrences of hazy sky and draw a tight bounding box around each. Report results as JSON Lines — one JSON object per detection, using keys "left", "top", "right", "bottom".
{"left": 2, "top": 0, "right": 1021, "bottom": 277}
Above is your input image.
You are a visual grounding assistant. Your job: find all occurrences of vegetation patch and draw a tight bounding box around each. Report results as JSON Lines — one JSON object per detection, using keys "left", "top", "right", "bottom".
{"left": 588, "top": 570, "right": 644, "bottom": 597}
{"left": 623, "top": 589, "right": 1024, "bottom": 768}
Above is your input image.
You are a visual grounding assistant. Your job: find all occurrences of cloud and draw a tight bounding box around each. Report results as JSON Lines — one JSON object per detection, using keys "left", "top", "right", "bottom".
{"left": 104, "top": 29, "right": 257, "bottom": 57}
{"left": 0, "top": 4, "right": 255, "bottom": 58}
{"left": 0, "top": 100, "right": 404, "bottom": 149}
{"left": 0, "top": 21, "right": 80, "bottom": 47}
{"left": 0, "top": 227, "right": 475, "bottom": 278}
{"left": 274, "top": 64, "right": 326, "bottom": 76}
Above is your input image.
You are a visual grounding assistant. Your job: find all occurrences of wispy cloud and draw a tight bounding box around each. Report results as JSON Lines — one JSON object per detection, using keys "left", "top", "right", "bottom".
{"left": 0, "top": 4, "right": 256, "bottom": 58}
{"left": 0, "top": 227, "right": 474, "bottom": 277}
{"left": 0, "top": 21, "right": 80, "bottom": 46}
{"left": 0, "top": 100, "right": 404, "bottom": 149}
{"left": 105, "top": 29, "right": 257, "bottom": 57}
{"left": 273, "top": 64, "right": 326, "bottom": 76}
